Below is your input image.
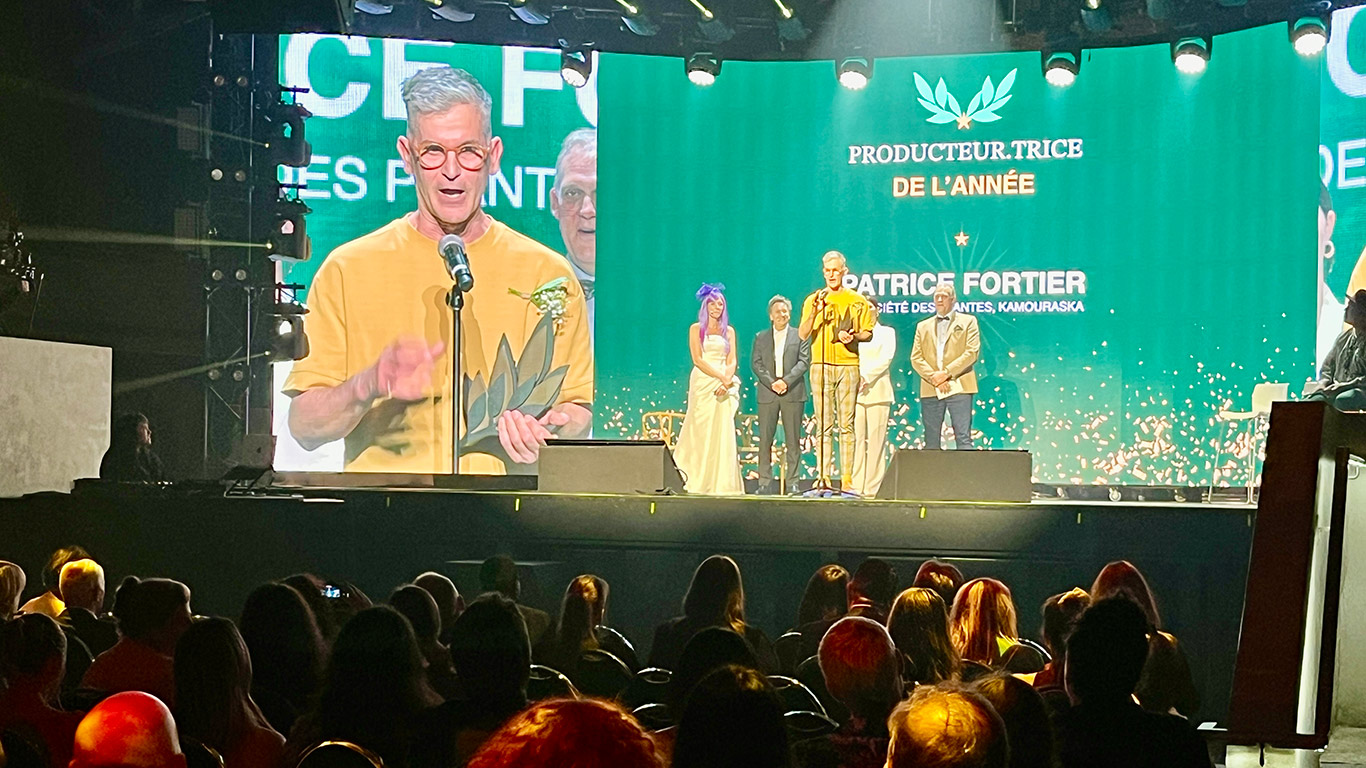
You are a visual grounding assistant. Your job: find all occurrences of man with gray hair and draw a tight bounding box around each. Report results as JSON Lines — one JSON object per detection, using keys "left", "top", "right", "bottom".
{"left": 751, "top": 294, "right": 810, "bottom": 494}
{"left": 59, "top": 558, "right": 119, "bottom": 657}
{"left": 550, "top": 128, "right": 597, "bottom": 328}
{"left": 910, "top": 282, "right": 980, "bottom": 449}
{"left": 284, "top": 66, "right": 593, "bottom": 474}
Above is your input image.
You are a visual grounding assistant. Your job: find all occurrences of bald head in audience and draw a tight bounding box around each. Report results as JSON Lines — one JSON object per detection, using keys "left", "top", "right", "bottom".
{"left": 70, "top": 691, "right": 187, "bottom": 768}
{"left": 61, "top": 559, "right": 106, "bottom": 614}
{"left": 414, "top": 571, "right": 464, "bottom": 640}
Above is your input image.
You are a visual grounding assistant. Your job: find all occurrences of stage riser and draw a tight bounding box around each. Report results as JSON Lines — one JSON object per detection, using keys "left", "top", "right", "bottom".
{"left": 0, "top": 492, "right": 1252, "bottom": 721}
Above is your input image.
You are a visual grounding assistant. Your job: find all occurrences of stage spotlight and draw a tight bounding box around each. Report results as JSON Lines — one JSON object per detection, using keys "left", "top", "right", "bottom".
{"left": 267, "top": 294, "right": 310, "bottom": 361}
{"left": 267, "top": 198, "right": 312, "bottom": 262}
{"left": 353, "top": 0, "right": 393, "bottom": 13}
{"left": 837, "top": 57, "right": 872, "bottom": 90}
{"left": 1043, "top": 51, "right": 1079, "bottom": 87}
{"left": 689, "top": 0, "right": 734, "bottom": 42}
{"left": 510, "top": 0, "right": 550, "bottom": 25}
{"left": 777, "top": 6, "right": 810, "bottom": 43}
{"left": 616, "top": 0, "right": 659, "bottom": 35}
{"left": 560, "top": 47, "right": 593, "bottom": 88}
{"left": 1080, "top": 4, "right": 1110, "bottom": 31}
{"left": 427, "top": 0, "right": 475, "bottom": 22}
{"left": 1171, "top": 37, "right": 1211, "bottom": 75}
{"left": 686, "top": 53, "right": 721, "bottom": 87}
{"left": 1291, "top": 15, "right": 1330, "bottom": 56}
{"left": 265, "top": 100, "right": 312, "bottom": 169}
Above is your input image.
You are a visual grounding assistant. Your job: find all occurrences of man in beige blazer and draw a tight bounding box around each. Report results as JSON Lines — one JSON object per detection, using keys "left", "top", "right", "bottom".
{"left": 909, "top": 283, "right": 980, "bottom": 449}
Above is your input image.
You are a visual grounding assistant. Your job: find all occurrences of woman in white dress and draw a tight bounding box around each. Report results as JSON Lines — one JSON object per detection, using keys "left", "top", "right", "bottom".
{"left": 672, "top": 283, "right": 744, "bottom": 495}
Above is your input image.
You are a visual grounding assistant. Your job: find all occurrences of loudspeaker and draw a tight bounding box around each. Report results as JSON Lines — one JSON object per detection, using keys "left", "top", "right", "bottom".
{"left": 539, "top": 440, "right": 686, "bottom": 495}
{"left": 875, "top": 450, "right": 1031, "bottom": 503}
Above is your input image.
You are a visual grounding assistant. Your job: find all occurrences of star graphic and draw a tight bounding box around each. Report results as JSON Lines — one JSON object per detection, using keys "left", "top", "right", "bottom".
{"left": 954, "top": 230, "right": 970, "bottom": 247}
{"left": 955, "top": 114, "right": 972, "bottom": 130}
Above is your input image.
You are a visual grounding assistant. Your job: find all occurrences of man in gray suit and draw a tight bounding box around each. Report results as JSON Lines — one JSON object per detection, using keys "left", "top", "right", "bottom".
{"left": 752, "top": 295, "right": 811, "bottom": 494}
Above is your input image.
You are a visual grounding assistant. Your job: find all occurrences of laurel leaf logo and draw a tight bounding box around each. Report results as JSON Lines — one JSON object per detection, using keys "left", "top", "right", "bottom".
{"left": 912, "top": 68, "right": 1018, "bottom": 126}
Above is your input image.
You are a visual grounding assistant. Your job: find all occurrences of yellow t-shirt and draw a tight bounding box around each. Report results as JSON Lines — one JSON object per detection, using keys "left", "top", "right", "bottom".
{"left": 799, "top": 288, "right": 875, "bottom": 366}
{"left": 283, "top": 216, "right": 593, "bottom": 474}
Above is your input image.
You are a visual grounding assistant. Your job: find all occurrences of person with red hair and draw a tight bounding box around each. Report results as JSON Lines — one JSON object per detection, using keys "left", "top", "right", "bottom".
{"left": 69, "top": 691, "right": 187, "bottom": 768}
{"left": 466, "top": 698, "right": 663, "bottom": 768}
{"left": 949, "top": 578, "right": 1039, "bottom": 676}
{"left": 1089, "top": 561, "right": 1199, "bottom": 717}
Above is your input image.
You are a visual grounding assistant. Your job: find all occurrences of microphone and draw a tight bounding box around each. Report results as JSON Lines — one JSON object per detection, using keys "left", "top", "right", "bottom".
{"left": 438, "top": 233, "right": 474, "bottom": 293}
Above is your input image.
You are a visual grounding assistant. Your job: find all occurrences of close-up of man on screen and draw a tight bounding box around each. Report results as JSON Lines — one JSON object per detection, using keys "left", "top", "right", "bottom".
{"left": 283, "top": 65, "right": 593, "bottom": 474}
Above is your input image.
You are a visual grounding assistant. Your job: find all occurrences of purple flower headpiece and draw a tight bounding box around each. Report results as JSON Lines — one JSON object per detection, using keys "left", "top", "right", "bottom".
{"left": 696, "top": 282, "right": 730, "bottom": 354}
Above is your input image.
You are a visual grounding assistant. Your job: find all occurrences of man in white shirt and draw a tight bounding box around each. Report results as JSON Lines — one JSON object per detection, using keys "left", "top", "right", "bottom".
{"left": 910, "top": 283, "right": 980, "bottom": 449}
{"left": 551, "top": 128, "right": 597, "bottom": 330}
{"left": 752, "top": 295, "right": 811, "bottom": 494}
{"left": 851, "top": 299, "right": 896, "bottom": 496}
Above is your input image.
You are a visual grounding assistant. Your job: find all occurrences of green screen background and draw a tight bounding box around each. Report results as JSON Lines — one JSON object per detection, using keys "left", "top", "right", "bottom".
{"left": 595, "top": 25, "right": 1316, "bottom": 486}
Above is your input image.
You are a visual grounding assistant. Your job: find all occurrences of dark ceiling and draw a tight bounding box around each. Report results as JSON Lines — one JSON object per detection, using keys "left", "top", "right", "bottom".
{"left": 208, "top": 0, "right": 1357, "bottom": 62}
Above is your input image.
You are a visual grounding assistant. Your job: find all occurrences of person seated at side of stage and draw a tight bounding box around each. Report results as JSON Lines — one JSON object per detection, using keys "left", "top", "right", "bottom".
{"left": 390, "top": 585, "right": 461, "bottom": 701}
{"left": 466, "top": 698, "right": 664, "bottom": 768}
{"left": 480, "top": 555, "right": 551, "bottom": 647}
{"left": 789, "top": 564, "right": 850, "bottom": 664}
{"left": 70, "top": 691, "right": 187, "bottom": 768}
{"left": 949, "top": 577, "right": 1044, "bottom": 679}
{"left": 413, "top": 594, "right": 531, "bottom": 768}
{"left": 650, "top": 555, "right": 778, "bottom": 673}
{"left": 535, "top": 574, "right": 639, "bottom": 677}
{"left": 58, "top": 558, "right": 119, "bottom": 658}
{"left": 845, "top": 558, "right": 899, "bottom": 625}
{"left": 887, "top": 588, "right": 960, "bottom": 687}
{"left": 885, "top": 682, "right": 1008, "bottom": 768}
{"left": 99, "top": 412, "right": 165, "bottom": 482}
{"left": 284, "top": 606, "right": 441, "bottom": 768}
{"left": 912, "top": 559, "right": 966, "bottom": 609}
{"left": 1307, "top": 288, "right": 1366, "bottom": 411}
{"left": 1090, "top": 561, "right": 1199, "bottom": 719}
{"left": 0, "top": 613, "right": 86, "bottom": 768}
{"left": 1034, "top": 588, "right": 1090, "bottom": 692}
{"left": 283, "top": 66, "right": 593, "bottom": 475}
{"left": 0, "top": 560, "right": 26, "bottom": 618}
{"left": 1059, "top": 597, "right": 1212, "bottom": 768}
{"left": 792, "top": 617, "right": 902, "bottom": 768}
{"left": 237, "top": 582, "right": 328, "bottom": 737}
{"left": 83, "top": 577, "right": 193, "bottom": 707}
{"left": 414, "top": 571, "right": 465, "bottom": 646}
{"left": 20, "top": 544, "right": 88, "bottom": 618}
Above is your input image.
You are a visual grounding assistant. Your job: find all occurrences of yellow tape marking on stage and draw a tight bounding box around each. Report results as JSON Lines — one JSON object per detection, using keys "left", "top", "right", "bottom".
{"left": 920, "top": 506, "right": 927, "bottom": 519}
{"left": 650, "top": 502, "right": 657, "bottom": 515}
{"left": 515, "top": 498, "right": 521, "bottom": 512}
{"left": 1077, "top": 512, "right": 1083, "bottom": 524}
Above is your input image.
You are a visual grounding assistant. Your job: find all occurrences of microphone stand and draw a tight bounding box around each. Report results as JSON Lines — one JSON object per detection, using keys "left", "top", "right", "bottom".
{"left": 447, "top": 286, "right": 466, "bottom": 476}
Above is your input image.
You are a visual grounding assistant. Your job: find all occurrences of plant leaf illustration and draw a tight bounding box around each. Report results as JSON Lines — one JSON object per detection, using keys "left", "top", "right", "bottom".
{"left": 967, "top": 92, "right": 982, "bottom": 115}
{"left": 523, "top": 365, "right": 569, "bottom": 419}
{"left": 934, "top": 78, "right": 949, "bottom": 108}
{"left": 913, "top": 73, "right": 935, "bottom": 104}
{"left": 927, "top": 112, "right": 957, "bottom": 124}
{"left": 945, "top": 91, "right": 962, "bottom": 116}
{"left": 982, "top": 75, "right": 995, "bottom": 104}
{"left": 972, "top": 111, "right": 1001, "bottom": 123}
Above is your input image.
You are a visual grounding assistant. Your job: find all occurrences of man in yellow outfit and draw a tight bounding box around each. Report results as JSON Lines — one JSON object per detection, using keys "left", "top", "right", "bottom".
{"left": 284, "top": 66, "right": 593, "bottom": 474}
{"left": 798, "top": 251, "right": 875, "bottom": 492}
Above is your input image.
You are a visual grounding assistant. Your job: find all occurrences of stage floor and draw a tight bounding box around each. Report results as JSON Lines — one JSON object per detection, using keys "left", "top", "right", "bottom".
{"left": 0, "top": 483, "right": 1254, "bottom": 721}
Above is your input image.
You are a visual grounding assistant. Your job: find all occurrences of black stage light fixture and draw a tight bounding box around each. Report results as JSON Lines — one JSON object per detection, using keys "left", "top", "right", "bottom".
{"left": 354, "top": 0, "right": 393, "bottom": 14}
{"left": 265, "top": 98, "right": 312, "bottom": 169}
{"left": 837, "top": 57, "right": 872, "bottom": 90}
{"left": 427, "top": 0, "right": 475, "bottom": 22}
{"left": 1080, "top": 0, "right": 1110, "bottom": 32}
{"left": 560, "top": 46, "right": 593, "bottom": 88}
{"left": 616, "top": 0, "right": 659, "bottom": 35}
{"left": 267, "top": 198, "right": 312, "bottom": 263}
{"left": 1290, "top": 13, "right": 1331, "bottom": 56}
{"left": 688, "top": 0, "right": 734, "bottom": 43}
{"left": 267, "top": 290, "right": 311, "bottom": 362}
{"left": 686, "top": 52, "right": 721, "bottom": 87}
{"left": 775, "top": 0, "right": 809, "bottom": 42}
{"left": 1171, "top": 36, "right": 1211, "bottom": 75}
{"left": 1146, "top": 0, "right": 1174, "bottom": 21}
{"left": 510, "top": 0, "right": 550, "bottom": 25}
{"left": 1043, "top": 50, "right": 1080, "bottom": 87}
